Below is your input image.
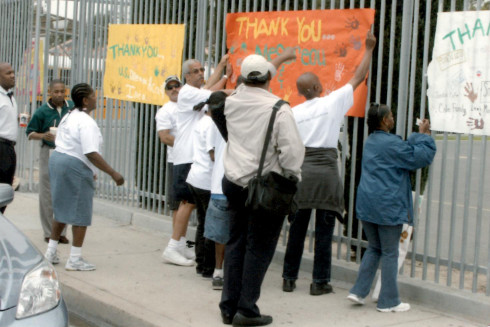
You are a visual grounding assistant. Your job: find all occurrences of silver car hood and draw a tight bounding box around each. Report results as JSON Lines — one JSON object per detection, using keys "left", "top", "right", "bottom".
{"left": 0, "top": 215, "right": 43, "bottom": 311}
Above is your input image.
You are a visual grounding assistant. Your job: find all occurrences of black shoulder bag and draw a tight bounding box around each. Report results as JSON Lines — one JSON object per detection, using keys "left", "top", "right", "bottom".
{"left": 245, "top": 99, "right": 298, "bottom": 216}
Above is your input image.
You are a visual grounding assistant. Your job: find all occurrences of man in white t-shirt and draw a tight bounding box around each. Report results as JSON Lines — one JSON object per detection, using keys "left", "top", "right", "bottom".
{"left": 162, "top": 55, "right": 232, "bottom": 267}
{"left": 155, "top": 76, "right": 182, "bottom": 226}
{"left": 282, "top": 31, "right": 376, "bottom": 296}
{"left": 0, "top": 62, "right": 18, "bottom": 214}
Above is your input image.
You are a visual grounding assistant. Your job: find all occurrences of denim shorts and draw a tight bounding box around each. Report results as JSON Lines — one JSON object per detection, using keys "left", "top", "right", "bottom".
{"left": 204, "top": 197, "right": 234, "bottom": 244}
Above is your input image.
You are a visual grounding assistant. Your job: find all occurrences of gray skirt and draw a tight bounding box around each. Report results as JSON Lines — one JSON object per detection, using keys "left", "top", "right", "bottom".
{"left": 49, "top": 151, "right": 95, "bottom": 226}
{"left": 295, "top": 147, "right": 344, "bottom": 217}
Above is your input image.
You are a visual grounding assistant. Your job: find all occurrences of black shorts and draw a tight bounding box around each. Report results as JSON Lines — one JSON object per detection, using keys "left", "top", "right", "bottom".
{"left": 172, "top": 163, "right": 195, "bottom": 204}
{"left": 166, "top": 162, "right": 180, "bottom": 210}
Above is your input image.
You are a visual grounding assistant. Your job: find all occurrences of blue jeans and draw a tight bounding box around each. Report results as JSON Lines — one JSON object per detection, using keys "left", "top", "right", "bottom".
{"left": 282, "top": 209, "right": 336, "bottom": 283}
{"left": 350, "top": 221, "right": 403, "bottom": 309}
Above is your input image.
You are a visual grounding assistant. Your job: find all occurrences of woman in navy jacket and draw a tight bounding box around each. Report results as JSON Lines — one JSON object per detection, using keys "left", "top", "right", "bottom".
{"left": 347, "top": 103, "right": 436, "bottom": 312}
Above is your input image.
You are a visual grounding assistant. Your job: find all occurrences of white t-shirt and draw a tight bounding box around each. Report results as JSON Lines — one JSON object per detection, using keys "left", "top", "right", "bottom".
{"left": 155, "top": 101, "right": 178, "bottom": 163}
{"left": 292, "top": 84, "right": 354, "bottom": 148}
{"left": 173, "top": 84, "right": 211, "bottom": 165}
{"left": 55, "top": 109, "right": 102, "bottom": 174}
{"left": 186, "top": 115, "right": 215, "bottom": 190}
{"left": 0, "top": 86, "right": 18, "bottom": 142}
{"left": 209, "top": 124, "right": 226, "bottom": 195}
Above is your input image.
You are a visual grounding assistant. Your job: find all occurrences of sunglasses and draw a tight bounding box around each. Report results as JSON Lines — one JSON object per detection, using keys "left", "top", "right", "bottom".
{"left": 165, "top": 83, "right": 181, "bottom": 91}
{"left": 189, "top": 67, "right": 205, "bottom": 74}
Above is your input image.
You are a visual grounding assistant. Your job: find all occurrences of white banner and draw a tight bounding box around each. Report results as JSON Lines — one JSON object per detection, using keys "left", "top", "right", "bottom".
{"left": 427, "top": 11, "right": 490, "bottom": 135}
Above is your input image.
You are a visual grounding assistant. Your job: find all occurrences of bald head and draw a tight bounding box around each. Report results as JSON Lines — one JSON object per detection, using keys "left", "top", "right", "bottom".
{"left": 0, "top": 62, "right": 15, "bottom": 90}
{"left": 296, "top": 72, "right": 322, "bottom": 100}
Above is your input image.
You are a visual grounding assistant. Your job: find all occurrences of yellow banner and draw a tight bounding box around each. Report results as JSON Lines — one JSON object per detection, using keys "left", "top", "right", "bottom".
{"left": 103, "top": 24, "right": 185, "bottom": 105}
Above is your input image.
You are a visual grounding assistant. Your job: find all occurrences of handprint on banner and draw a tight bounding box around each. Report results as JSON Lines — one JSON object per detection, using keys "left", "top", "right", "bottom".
{"left": 464, "top": 82, "right": 478, "bottom": 103}
{"left": 335, "top": 62, "right": 345, "bottom": 82}
{"left": 324, "top": 81, "right": 336, "bottom": 96}
{"left": 334, "top": 43, "right": 348, "bottom": 57}
{"left": 467, "top": 113, "right": 484, "bottom": 130}
{"left": 283, "top": 87, "right": 293, "bottom": 102}
{"left": 349, "top": 35, "right": 362, "bottom": 50}
{"left": 345, "top": 16, "right": 360, "bottom": 30}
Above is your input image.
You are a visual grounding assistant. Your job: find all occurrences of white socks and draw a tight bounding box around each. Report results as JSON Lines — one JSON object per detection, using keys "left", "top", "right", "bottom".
{"left": 47, "top": 239, "right": 58, "bottom": 254}
{"left": 69, "top": 246, "right": 82, "bottom": 261}
{"left": 168, "top": 238, "right": 181, "bottom": 250}
{"left": 213, "top": 268, "right": 223, "bottom": 278}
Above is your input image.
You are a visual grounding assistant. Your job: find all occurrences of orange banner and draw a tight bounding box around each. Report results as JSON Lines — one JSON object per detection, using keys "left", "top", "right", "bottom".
{"left": 226, "top": 9, "right": 375, "bottom": 117}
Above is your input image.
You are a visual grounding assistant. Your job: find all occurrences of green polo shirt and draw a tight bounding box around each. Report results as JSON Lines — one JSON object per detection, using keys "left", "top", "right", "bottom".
{"left": 26, "top": 99, "right": 73, "bottom": 148}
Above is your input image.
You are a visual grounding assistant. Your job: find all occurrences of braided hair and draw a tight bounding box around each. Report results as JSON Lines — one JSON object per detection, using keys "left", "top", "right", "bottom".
{"left": 367, "top": 103, "right": 391, "bottom": 134}
{"left": 71, "top": 83, "right": 94, "bottom": 110}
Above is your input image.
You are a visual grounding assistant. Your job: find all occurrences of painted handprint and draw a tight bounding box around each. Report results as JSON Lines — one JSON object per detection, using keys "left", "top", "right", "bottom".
{"left": 467, "top": 113, "right": 484, "bottom": 130}
{"left": 324, "top": 81, "right": 336, "bottom": 96}
{"left": 464, "top": 82, "right": 477, "bottom": 103}
{"left": 283, "top": 87, "right": 293, "bottom": 102}
{"left": 335, "top": 43, "right": 348, "bottom": 57}
{"left": 349, "top": 35, "right": 362, "bottom": 50}
{"left": 335, "top": 62, "right": 345, "bottom": 82}
{"left": 345, "top": 16, "right": 360, "bottom": 30}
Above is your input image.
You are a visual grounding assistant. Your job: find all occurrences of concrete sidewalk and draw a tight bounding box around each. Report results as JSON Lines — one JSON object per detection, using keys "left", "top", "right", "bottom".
{"left": 5, "top": 192, "right": 486, "bottom": 327}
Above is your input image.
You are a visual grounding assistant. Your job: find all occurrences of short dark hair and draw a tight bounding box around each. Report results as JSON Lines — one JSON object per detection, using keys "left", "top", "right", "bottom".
{"left": 244, "top": 71, "right": 270, "bottom": 86}
{"left": 367, "top": 103, "right": 391, "bottom": 134}
{"left": 49, "top": 79, "right": 65, "bottom": 89}
{"left": 71, "top": 83, "right": 94, "bottom": 109}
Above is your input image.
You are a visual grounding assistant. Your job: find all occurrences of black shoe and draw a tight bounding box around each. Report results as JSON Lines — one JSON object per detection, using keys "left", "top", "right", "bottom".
{"left": 221, "top": 312, "right": 233, "bottom": 325}
{"left": 282, "top": 279, "right": 296, "bottom": 292}
{"left": 202, "top": 270, "right": 213, "bottom": 279}
{"left": 196, "top": 266, "right": 203, "bottom": 275}
{"left": 232, "top": 313, "right": 273, "bottom": 326}
{"left": 310, "top": 282, "right": 333, "bottom": 295}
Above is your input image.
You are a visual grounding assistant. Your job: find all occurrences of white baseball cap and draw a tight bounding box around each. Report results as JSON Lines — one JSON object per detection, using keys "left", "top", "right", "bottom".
{"left": 240, "top": 54, "right": 277, "bottom": 82}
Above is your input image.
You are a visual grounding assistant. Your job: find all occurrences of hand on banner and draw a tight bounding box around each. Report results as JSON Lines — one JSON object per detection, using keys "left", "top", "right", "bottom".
{"left": 467, "top": 113, "right": 484, "bottom": 130}
{"left": 226, "top": 59, "right": 233, "bottom": 77}
{"left": 464, "top": 82, "right": 477, "bottom": 103}
{"left": 281, "top": 46, "right": 298, "bottom": 62}
{"left": 418, "top": 119, "right": 431, "bottom": 135}
{"left": 365, "top": 31, "right": 376, "bottom": 51}
{"left": 219, "top": 54, "right": 229, "bottom": 68}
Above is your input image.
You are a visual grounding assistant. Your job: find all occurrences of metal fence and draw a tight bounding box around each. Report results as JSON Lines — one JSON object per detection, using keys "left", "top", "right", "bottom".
{"left": 0, "top": 0, "right": 488, "bottom": 296}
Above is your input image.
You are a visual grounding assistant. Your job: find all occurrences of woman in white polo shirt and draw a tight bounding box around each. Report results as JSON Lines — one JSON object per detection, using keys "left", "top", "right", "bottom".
{"left": 44, "top": 83, "right": 124, "bottom": 271}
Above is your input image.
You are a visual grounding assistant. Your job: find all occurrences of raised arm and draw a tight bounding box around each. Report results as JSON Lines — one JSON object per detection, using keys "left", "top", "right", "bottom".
{"left": 205, "top": 54, "right": 229, "bottom": 90}
{"left": 271, "top": 47, "right": 297, "bottom": 70}
{"left": 348, "top": 31, "right": 376, "bottom": 90}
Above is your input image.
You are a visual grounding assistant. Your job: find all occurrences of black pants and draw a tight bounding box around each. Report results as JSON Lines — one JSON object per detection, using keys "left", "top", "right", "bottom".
{"left": 0, "top": 142, "right": 16, "bottom": 213}
{"left": 188, "top": 184, "right": 215, "bottom": 275}
{"left": 219, "top": 177, "right": 285, "bottom": 318}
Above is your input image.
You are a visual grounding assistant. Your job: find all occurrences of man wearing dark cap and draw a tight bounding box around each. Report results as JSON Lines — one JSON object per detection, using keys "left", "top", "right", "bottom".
{"left": 0, "top": 62, "right": 18, "bottom": 213}
{"left": 27, "top": 79, "right": 73, "bottom": 243}
{"left": 219, "top": 50, "right": 305, "bottom": 326}
{"left": 155, "top": 75, "right": 182, "bottom": 227}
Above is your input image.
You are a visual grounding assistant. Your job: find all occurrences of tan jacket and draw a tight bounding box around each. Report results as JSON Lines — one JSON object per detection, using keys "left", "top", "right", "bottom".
{"left": 223, "top": 84, "right": 305, "bottom": 187}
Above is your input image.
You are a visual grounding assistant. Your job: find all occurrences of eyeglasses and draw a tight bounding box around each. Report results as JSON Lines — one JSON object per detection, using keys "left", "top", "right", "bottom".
{"left": 189, "top": 67, "right": 205, "bottom": 74}
{"left": 165, "top": 83, "right": 181, "bottom": 91}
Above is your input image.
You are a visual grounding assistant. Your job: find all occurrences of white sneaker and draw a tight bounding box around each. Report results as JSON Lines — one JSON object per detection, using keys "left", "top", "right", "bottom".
{"left": 377, "top": 302, "right": 411, "bottom": 312}
{"left": 179, "top": 245, "right": 196, "bottom": 260}
{"left": 65, "top": 257, "right": 96, "bottom": 271}
{"left": 45, "top": 250, "right": 60, "bottom": 265}
{"left": 162, "top": 247, "right": 194, "bottom": 266}
{"left": 347, "top": 293, "right": 365, "bottom": 305}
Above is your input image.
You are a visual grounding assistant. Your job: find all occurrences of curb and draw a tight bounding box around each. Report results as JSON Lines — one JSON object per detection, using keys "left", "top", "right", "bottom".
{"left": 80, "top": 198, "right": 490, "bottom": 325}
